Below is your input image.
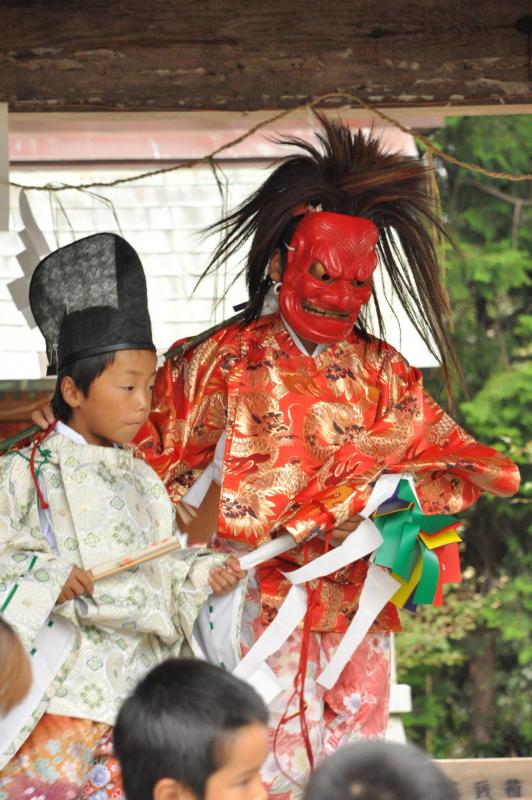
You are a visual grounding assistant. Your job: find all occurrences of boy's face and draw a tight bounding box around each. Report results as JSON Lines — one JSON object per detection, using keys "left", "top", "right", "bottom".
{"left": 64, "top": 349, "right": 157, "bottom": 447}
{"left": 154, "top": 722, "right": 268, "bottom": 800}
{"left": 204, "top": 723, "right": 268, "bottom": 800}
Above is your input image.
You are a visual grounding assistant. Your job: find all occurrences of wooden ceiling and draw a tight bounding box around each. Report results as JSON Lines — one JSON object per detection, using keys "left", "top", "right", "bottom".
{"left": 1, "top": 0, "right": 531, "bottom": 113}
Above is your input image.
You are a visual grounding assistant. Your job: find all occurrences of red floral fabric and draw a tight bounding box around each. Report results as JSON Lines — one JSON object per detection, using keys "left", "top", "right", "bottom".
{"left": 0, "top": 714, "right": 123, "bottom": 800}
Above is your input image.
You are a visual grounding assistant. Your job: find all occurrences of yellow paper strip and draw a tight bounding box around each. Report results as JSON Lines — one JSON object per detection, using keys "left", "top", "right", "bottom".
{"left": 391, "top": 554, "right": 423, "bottom": 607}
{"left": 419, "top": 528, "right": 461, "bottom": 550}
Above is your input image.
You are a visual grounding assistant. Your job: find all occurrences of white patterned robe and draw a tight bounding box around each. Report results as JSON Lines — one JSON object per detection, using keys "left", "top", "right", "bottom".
{"left": 0, "top": 428, "right": 221, "bottom": 767}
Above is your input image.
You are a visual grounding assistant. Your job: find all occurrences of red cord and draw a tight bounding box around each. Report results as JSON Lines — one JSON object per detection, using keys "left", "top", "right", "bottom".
{"left": 272, "top": 684, "right": 306, "bottom": 791}
{"left": 29, "top": 422, "right": 57, "bottom": 509}
{"left": 272, "top": 528, "right": 333, "bottom": 783}
{"left": 294, "top": 585, "right": 317, "bottom": 767}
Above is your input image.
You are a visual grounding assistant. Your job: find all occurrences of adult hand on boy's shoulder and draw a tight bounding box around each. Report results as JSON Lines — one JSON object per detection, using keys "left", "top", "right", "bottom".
{"left": 57, "top": 564, "right": 94, "bottom": 604}
{"left": 208, "top": 556, "right": 246, "bottom": 596}
{"left": 31, "top": 404, "right": 56, "bottom": 430}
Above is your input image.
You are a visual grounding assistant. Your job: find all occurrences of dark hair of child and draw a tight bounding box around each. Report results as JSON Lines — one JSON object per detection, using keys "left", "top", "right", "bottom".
{"left": 114, "top": 658, "right": 269, "bottom": 800}
{"left": 51, "top": 352, "right": 115, "bottom": 422}
{"left": 304, "top": 741, "right": 458, "bottom": 800}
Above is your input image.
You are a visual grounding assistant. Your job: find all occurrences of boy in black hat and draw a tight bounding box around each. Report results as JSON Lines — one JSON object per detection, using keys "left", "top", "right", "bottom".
{"left": 0, "top": 234, "right": 243, "bottom": 800}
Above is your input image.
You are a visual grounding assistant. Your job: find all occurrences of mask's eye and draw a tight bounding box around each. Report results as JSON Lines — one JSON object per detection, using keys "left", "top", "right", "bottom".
{"left": 352, "top": 278, "right": 370, "bottom": 288}
{"left": 309, "top": 262, "right": 333, "bottom": 282}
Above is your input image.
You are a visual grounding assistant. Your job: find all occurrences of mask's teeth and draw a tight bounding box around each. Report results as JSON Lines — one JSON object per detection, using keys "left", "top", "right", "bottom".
{"left": 303, "top": 301, "right": 349, "bottom": 319}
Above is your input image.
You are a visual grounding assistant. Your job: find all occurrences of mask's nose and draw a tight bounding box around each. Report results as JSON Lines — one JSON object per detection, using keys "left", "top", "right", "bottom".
{"left": 320, "top": 282, "right": 359, "bottom": 312}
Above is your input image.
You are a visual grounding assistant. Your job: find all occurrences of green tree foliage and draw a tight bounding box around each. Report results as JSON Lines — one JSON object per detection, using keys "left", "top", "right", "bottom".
{"left": 395, "top": 115, "right": 531, "bottom": 757}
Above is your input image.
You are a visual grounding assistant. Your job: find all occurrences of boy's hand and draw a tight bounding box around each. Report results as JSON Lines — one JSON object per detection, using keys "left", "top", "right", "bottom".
{"left": 31, "top": 404, "right": 56, "bottom": 430}
{"left": 208, "top": 556, "right": 246, "bottom": 597}
{"left": 330, "top": 513, "right": 365, "bottom": 547}
{"left": 57, "top": 565, "right": 94, "bottom": 604}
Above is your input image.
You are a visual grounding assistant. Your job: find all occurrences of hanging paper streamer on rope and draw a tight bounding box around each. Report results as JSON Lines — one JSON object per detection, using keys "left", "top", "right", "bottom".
{"left": 373, "top": 479, "right": 462, "bottom": 609}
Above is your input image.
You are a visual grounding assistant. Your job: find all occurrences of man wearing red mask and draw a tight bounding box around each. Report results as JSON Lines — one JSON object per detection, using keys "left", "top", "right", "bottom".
{"left": 136, "top": 115, "right": 519, "bottom": 798}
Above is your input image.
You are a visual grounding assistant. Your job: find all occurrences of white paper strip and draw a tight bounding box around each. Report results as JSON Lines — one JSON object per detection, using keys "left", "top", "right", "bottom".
{"left": 283, "top": 520, "right": 382, "bottom": 586}
{"left": 191, "top": 534, "right": 296, "bottom": 704}
{"left": 233, "top": 523, "right": 382, "bottom": 690}
{"left": 234, "top": 584, "right": 307, "bottom": 680}
{"left": 361, "top": 474, "right": 402, "bottom": 518}
{"left": 19, "top": 191, "right": 50, "bottom": 258}
{"left": 181, "top": 462, "right": 214, "bottom": 508}
{"left": 7, "top": 189, "right": 51, "bottom": 328}
{"left": 317, "top": 564, "right": 400, "bottom": 689}
{"left": 361, "top": 472, "right": 421, "bottom": 518}
{"left": 195, "top": 472, "right": 414, "bottom": 700}
{"left": 246, "top": 662, "right": 285, "bottom": 706}
{"left": 238, "top": 534, "right": 294, "bottom": 571}
{"left": 235, "top": 474, "right": 414, "bottom": 694}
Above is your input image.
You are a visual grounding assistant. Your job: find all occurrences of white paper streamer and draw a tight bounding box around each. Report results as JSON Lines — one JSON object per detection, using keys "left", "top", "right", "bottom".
{"left": 245, "top": 662, "right": 285, "bottom": 706}
{"left": 283, "top": 520, "right": 382, "bottom": 586}
{"left": 317, "top": 564, "right": 400, "bottom": 689}
{"left": 239, "top": 534, "right": 294, "bottom": 571}
{"left": 193, "top": 473, "right": 414, "bottom": 701}
{"left": 232, "top": 521, "right": 382, "bottom": 693}
{"left": 234, "top": 584, "right": 308, "bottom": 680}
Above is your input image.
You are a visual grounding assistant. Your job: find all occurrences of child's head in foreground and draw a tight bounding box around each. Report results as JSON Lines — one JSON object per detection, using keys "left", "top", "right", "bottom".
{"left": 304, "top": 740, "right": 458, "bottom": 800}
{"left": 114, "top": 658, "right": 269, "bottom": 800}
{"left": 30, "top": 233, "right": 156, "bottom": 446}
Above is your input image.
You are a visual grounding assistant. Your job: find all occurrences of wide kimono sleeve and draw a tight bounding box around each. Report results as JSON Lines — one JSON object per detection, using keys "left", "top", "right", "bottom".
{"left": 0, "top": 454, "right": 74, "bottom": 651}
{"left": 134, "top": 329, "right": 239, "bottom": 504}
{"left": 281, "top": 352, "right": 520, "bottom": 543}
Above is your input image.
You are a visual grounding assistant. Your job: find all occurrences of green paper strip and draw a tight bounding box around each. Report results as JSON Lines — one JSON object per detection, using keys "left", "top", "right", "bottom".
{"left": 397, "top": 481, "right": 418, "bottom": 505}
{"left": 374, "top": 522, "right": 402, "bottom": 569}
{"left": 373, "top": 479, "right": 458, "bottom": 605}
{"left": 419, "top": 515, "right": 457, "bottom": 534}
{"left": 413, "top": 546, "right": 440, "bottom": 604}
{"left": 394, "top": 520, "right": 420, "bottom": 580}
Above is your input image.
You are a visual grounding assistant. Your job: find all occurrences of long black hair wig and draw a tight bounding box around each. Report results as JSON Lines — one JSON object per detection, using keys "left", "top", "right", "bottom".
{"left": 199, "top": 112, "right": 460, "bottom": 397}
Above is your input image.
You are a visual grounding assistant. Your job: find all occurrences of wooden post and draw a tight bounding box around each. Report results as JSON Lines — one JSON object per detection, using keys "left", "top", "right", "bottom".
{"left": 0, "top": 103, "right": 8, "bottom": 230}
{"left": 386, "top": 633, "right": 412, "bottom": 743}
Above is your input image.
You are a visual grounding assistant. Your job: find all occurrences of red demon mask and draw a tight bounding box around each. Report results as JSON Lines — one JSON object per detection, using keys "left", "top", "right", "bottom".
{"left": 279, "top": 211, "right": 379, "bottom": 344}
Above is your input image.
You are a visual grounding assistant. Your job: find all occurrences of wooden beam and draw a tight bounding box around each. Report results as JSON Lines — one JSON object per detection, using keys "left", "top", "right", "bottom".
{"left": 0, "top": 1, "right": 530, "bottom": 113}
{"left": 437, "top": 757, "right": 532, "bottom": 800}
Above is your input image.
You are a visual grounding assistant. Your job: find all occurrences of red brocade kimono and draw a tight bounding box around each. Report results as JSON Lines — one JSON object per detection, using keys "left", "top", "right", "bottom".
{"left": 136, "top": 313, "right": 520, "bottom": 636}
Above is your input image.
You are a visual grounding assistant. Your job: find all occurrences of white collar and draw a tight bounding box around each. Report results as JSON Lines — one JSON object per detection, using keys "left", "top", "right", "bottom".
{"left": 56, "top": 420, "right": 88, "bottom": 445}
{"left": 56, "top": 420, "right": 122, "bottom": 449}
{"left": 281, "top": 316, "right": 328, "bottom": 358}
